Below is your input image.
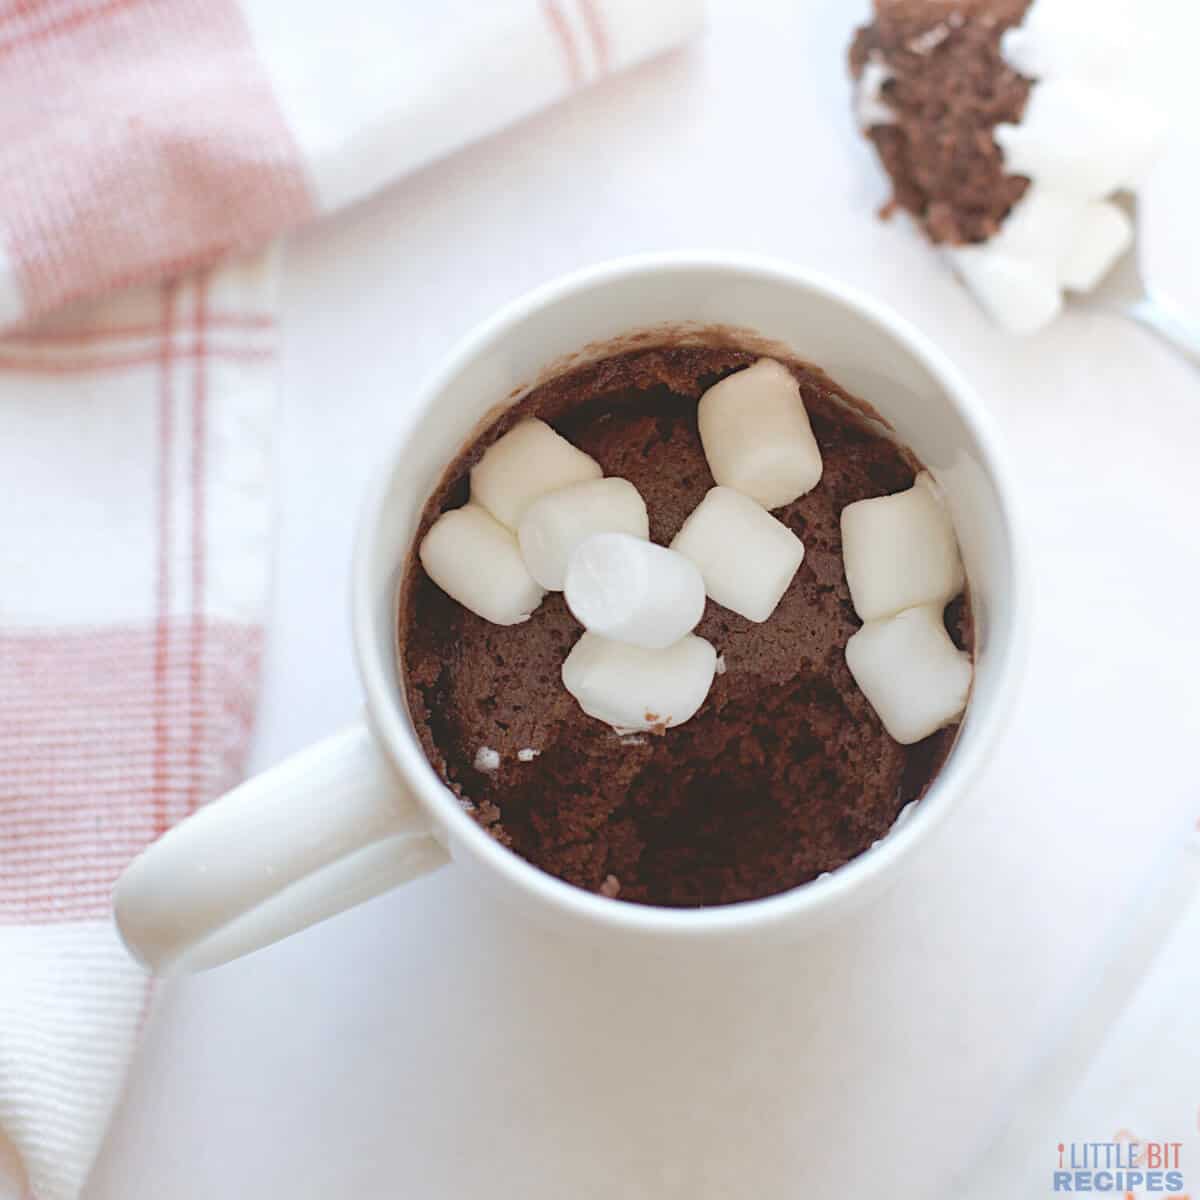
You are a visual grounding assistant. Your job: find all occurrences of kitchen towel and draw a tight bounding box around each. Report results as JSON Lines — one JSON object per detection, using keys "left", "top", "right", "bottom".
{"left": 0, "top": 253, "right": 280, "bottom": 1200}
{"left": 0, "top": 3, "right": 703, "bottom": 1197}
{"left": 0, "top": 0, "right": 704, "bottom": 333}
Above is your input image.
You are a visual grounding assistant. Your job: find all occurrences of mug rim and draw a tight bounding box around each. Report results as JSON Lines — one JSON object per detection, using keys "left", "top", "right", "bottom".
{"left": 352, "top": 250, "right": 1031, "bottom": 938}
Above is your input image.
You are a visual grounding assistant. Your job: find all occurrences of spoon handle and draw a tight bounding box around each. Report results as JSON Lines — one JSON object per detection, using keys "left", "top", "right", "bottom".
{"left": 1126, "top": 296, "right": 1200, "bottom": 369}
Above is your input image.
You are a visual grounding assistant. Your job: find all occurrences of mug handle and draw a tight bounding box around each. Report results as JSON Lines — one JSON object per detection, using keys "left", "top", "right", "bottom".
{"left": 113, "top": 722, "right": 450, "bottom": 973}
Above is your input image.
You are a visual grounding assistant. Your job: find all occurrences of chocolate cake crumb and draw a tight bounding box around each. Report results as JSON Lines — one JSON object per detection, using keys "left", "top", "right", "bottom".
{"left": 397, "top": 344, "right": 973, "bottom": 908}
{"left": 850, "top": 0, "right": 1035, "bottom": 244}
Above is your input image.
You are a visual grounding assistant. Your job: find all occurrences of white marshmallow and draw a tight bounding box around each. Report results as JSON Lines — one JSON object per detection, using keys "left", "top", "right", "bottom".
{"left": 945, "top": 187, "right": 1075, "bottom": 334}
{"left": 697, "top": 359, "right": 823, "bottom": 509}
{"left": 419, "top": 504, "right": 545, "bottom": 626}
{"left": 470, "top": 418, "right": 601, "bottom": 529}
{"left": 517, "top": 477, "right": 648, "bottom": 591}
{"left": 947, "top": 187, "right": 1132, "bottom": 333}
{"left": 995, "top": 81, "right": 1162, "bottom": 201}
{"left": 840, "top": 473, "right": 963, "bottom": 623}
{"left": 845, "top": 605, "right": 972, "bottom": 745}
{"left": 565, "top": 532, "right": 705, "bottom": 650}
{"left": 1000, "top": 0, "right": 1127, "bottom": 82}
{"left": 1059, "top": 200, "right": 1133, "bottom": 293}
{"left": 947, "top": 243, "right": 1062, "bottom": 336}
{"left": 994, "top": 186, "right": 1076, "bottom": 258}
{"left": 562, "top": 632, "right": 717, "bottom": 732}
{"left": 670, "top": 486, "right": 804, "bottom": 623}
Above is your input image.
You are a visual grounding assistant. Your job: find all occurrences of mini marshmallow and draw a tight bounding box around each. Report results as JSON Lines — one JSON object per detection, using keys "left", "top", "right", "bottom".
{"left": 565, "top": 532, "right": 705, "bottom": 650}
{"left": 517, "top": 477, "right": 649, "bottom": 591}
{"left": 1059, "top": 200, "right": 1133, "bottom": 293}
{"left": 993, "top": 186, "right": 1076, "bottom": 259}
{"left": 470, "top": 418, "right": 601, "bottom": 529}
{"left": 949, "top": 187, "right": 1067, "bottom": 335}
{"left": 562, "top": 632, "right": 717, "bottom": 732}
{"left": 947, "top": 188, "right": 1129, "bottom": 333}
{"left": 697, "top": 359, "right": 823, "bottom": 509}
{"left": 419, "top": 504, "right": 545, "bottom": 625}
{"left": 845, "top": 605, "right": 972, "bottom": 745}
{"left": 840, "top": 473, "right": 963, "bottom": 622}
{"left": 671, "top": 486, "right": 804, "bottom": 622}
{"left": 1000, "top": 0, "right": 1127, "bottom": 81}
{"left": 994, "top": 81, "right": 1163, "bottom": 200}
{"left": 948, "top": 244, "right": 1063, "bottom": 336}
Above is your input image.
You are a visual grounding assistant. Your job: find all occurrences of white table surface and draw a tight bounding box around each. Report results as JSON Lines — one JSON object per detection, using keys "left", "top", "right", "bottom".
{"left": 86, "top": 1, "right": 1200, "bottom": 1196}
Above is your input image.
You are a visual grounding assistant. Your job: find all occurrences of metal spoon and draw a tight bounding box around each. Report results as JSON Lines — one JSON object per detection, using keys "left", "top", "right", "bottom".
{"left": 1072, "top": 191, "right": 1200, "bottom": 367}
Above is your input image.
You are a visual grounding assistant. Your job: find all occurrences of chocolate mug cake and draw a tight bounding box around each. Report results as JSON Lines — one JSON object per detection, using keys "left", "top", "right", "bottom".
{"left": 397, "top": 338, "right": 973, "bottom": 908}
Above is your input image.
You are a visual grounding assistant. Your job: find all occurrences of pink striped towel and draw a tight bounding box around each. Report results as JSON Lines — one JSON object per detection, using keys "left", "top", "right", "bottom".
{"left": 0, "top": 3, "right": 703, "bottom": 1198}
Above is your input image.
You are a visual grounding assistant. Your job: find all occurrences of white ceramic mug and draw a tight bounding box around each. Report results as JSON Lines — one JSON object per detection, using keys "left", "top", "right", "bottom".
{"left": 114, "top": 253, "right": 1030, "bottom": 973}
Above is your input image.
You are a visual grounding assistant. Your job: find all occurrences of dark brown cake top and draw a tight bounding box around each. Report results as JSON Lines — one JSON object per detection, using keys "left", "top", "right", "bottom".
{"left": 397, "top": 345, "right": 972, "bottom": 908}
{"left": 850, "top": 0, "right": 1035, "bottom": 244}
